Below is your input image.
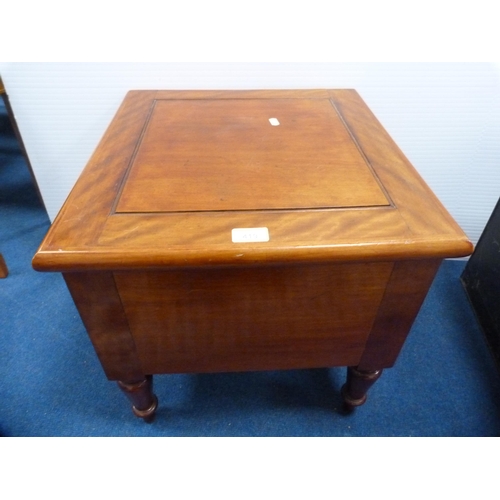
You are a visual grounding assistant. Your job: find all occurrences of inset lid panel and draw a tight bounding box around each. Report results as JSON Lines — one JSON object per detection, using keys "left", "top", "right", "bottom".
{"left": 116, "top": 97, "right": 390, "bottom": 213}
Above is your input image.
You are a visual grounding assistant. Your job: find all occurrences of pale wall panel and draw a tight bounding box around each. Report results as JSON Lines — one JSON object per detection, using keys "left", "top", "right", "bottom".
{"left": 1, "top": 62, "right": 499, "bottom": 245}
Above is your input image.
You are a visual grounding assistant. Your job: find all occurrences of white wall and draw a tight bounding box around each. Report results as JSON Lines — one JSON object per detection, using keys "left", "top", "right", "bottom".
{"left": 1, "top": 62, "right": 499, "bottom": 245}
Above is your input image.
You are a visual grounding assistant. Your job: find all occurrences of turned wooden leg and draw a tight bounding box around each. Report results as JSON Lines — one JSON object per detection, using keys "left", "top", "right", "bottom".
{"left": 341, "top": 366, "right": 383, "bottom": 411}
{"left": 117, "top": 375, "right": 158, "bottom": 422}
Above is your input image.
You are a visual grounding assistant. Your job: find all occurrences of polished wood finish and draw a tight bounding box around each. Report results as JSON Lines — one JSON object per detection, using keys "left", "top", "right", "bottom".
{"left": 114, "top": 262, "right": 394, "bottom": 374}
{"left": 341, "top": 367, "right": 384, "bottom": 410}
{"left": 357, "top": 259, "right": 443, "bottom": 371}
{"left": 62, "top": 272, "right": 144, "bottom": 381}
{"left": 32, "top": 90, "right": 473, "bottom": 420}
{"left": 117, "top": 376, "right": 158, "bottom": 422}
{"left": 32, "top": 90, "right": 472, "bottom": 272}
{"left": 117, "top": 97, "right": 389, "bottom": 212}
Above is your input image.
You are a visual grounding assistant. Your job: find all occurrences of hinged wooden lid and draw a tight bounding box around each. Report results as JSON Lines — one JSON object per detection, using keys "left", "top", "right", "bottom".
{"left": 33, "top": 89, "right": 473, "bottom": 271}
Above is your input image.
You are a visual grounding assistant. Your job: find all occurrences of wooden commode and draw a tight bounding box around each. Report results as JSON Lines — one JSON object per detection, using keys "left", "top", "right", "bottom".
{"left": 32, "top": 90, "right": 473, "bottom": 420}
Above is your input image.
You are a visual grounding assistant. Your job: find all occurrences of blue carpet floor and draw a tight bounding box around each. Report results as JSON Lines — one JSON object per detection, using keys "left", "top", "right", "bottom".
{"left": 1, "top": 98, "right": 500, "bottom": 437}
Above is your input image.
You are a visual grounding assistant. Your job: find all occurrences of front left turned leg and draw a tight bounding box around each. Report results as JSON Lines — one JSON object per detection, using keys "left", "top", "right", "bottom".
{"left": 117, "top": 375, "right": 158, "bottom": 422}
{"left": 341, "top": 366, "right": 383, "bottom": 411}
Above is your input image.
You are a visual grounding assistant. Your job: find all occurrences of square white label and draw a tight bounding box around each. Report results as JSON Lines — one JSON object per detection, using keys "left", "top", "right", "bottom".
{"left": 231, "top": 227, "right": 270, "bottom": 243}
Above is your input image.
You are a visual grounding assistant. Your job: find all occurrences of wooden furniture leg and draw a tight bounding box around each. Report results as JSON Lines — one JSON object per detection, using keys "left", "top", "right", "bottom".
{"left": 32, "top": 90, "right": 473, "bottom": 422}
{"left": 341, "top": 366, "right": 383, "bottom": 411}
{"left": 1, "top": 77, "right": 46, "bottom": 209}
{"left": 117, "top": 375, "right": 158, "bottom": 421}
{"left": 0, "top": 253, "right": 8, "bottom": 278}
{"left": 63, "top": 272, "right": 159, "bottom": 421}
{"left": 339, "top": 261, "right": 442, "bottom": 412}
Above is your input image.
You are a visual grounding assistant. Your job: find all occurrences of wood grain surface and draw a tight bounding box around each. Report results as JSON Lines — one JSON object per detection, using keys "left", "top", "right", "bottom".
{"left": 32, "top": 90, "right": 473, "bottom": 413}
{"left": 32, "top": 89, "right": 472, "bottom": 272}
{"left": 116, "top": 97, "right": 389, "bottom": 212}
{"left": 63, "top": 272, "right": 144, "bottom": 381}
{"left": 114, "top": 262, "right": 394, "bottom": 374}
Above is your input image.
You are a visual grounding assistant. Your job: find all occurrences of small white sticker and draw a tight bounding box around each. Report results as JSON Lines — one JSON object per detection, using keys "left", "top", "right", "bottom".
{"left": 269, "top": 118, "right": 280, "bottom": 126}
{"left": 231, "top": 227, "right": 270, "bottom": 243}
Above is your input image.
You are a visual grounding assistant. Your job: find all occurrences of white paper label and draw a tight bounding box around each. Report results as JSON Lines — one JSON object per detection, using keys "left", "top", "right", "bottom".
{"left": 231, "top": 227, "right": 270, "bottom": 243}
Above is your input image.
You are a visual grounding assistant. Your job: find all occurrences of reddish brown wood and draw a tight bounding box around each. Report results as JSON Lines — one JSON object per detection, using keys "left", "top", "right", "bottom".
{"left": 32, "top": 90, "right": 473, "bottom": 420}
{"left": 114, "top": 262, "right": 393, "bottom": 374}
{"left": 32, "top": 90, "right": 472, "bottom": 273}
{"left": 358, "top": 259, "right": 443, "bottom": 371}
{"left": 341, "top": 367, "right": 383, "bottom": 410}
{"left": 117, "top": 376, "right": 158, "bottom": 421}
{"left": 117, "top": 97, "right": 389, "bottom": 213}
{"left": 0, "top": 253, "right": 8, "bottom": 278}
{"left": 63, "top": 272, "right": 144, "bottom": 381}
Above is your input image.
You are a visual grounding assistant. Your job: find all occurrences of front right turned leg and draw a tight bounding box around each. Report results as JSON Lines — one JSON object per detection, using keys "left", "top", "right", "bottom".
{"left": 341, "top": 366, "right": 383, "bottom": 411}
{"left": 117, "top": 375, "right": 158, "bottom": 422}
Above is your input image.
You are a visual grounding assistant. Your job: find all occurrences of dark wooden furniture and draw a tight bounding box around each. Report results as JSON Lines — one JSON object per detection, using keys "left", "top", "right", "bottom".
{"left": 1, "top": 75, "right": 44, "bottom": 278}
{"left": 32, "top": 90, "right": 473, "bottom": 420}
{"left": 0, "top": 78, "right": 9, "bottom": 279}
{"left": 0, "top": 76, "right": 45, "bottom": 210}
{"left": 0, "top": 253, "right": 7, "bottom": 278}
{"left": 461, "top": 197, "right": 500, "bottom": 372}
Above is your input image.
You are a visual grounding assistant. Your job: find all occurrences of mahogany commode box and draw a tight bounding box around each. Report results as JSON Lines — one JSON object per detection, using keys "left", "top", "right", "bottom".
{"left": 33, "top": 89, "right": 472, "bottom": 420}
